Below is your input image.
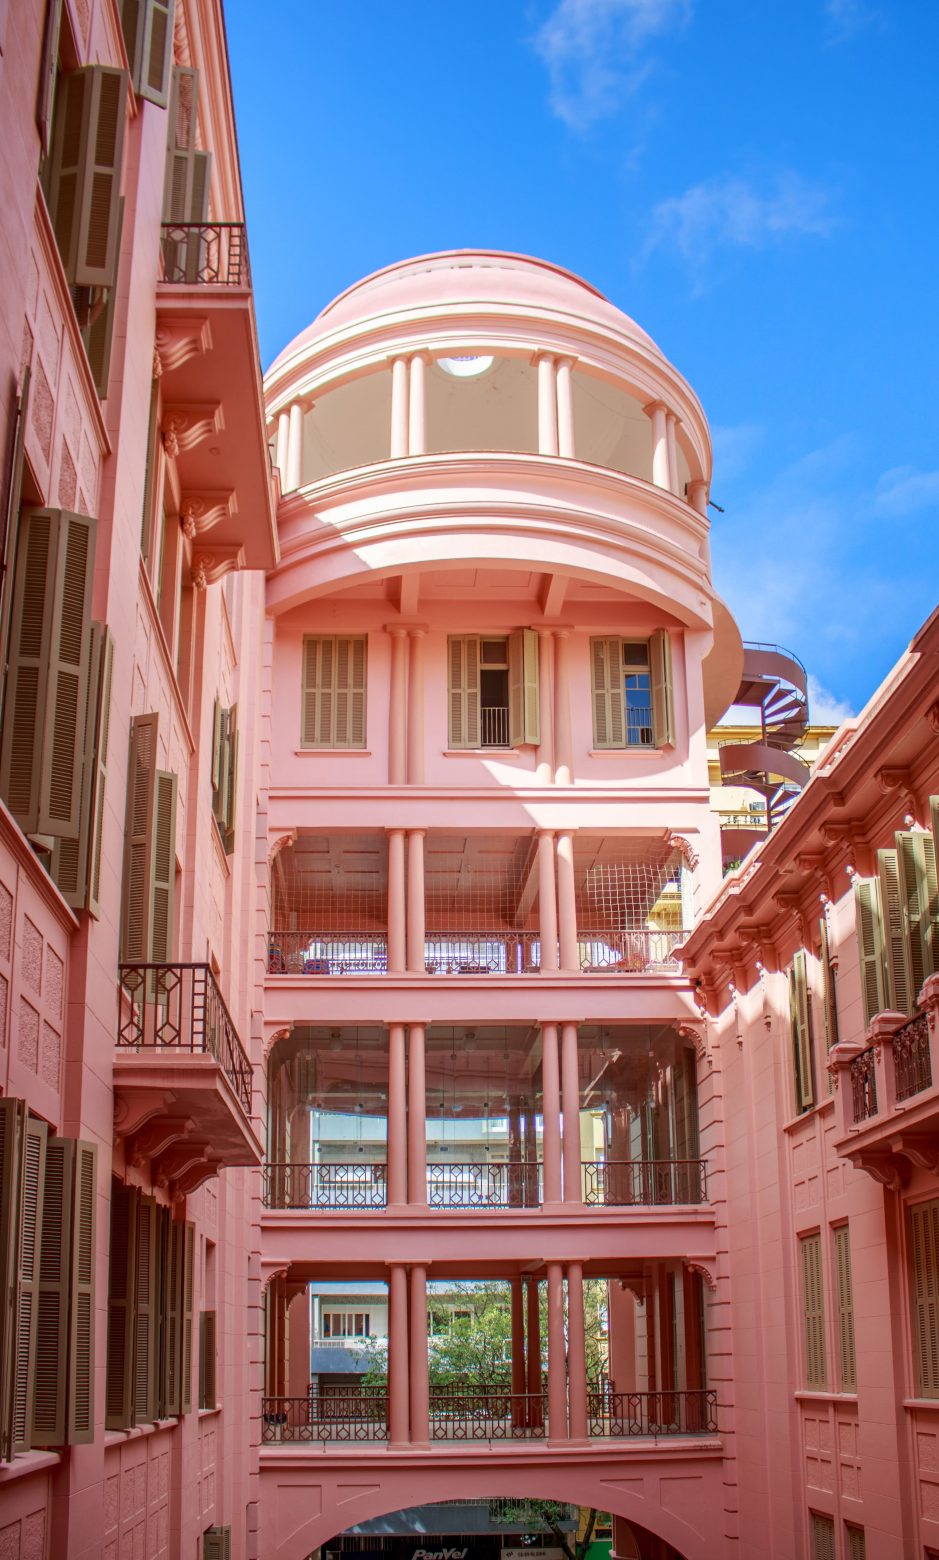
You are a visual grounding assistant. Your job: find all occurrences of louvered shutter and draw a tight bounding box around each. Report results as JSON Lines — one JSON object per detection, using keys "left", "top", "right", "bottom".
{"left": 878, "top": 849, "right": 912, "bottom": 1015}
{"left": 12, "top": 1115, "right": 48, "bottom": 1453}
{"left": 203, "top": 1529, "right": 231, "bottom": 1560}
{"left": 82, "top": 197, "right": 124, "bottom": 398}
{"left": 86, "top": 628, "right": 114, "bottom": 919}
{"left": 800, "top": 1233, "right": 826, "bottom": 1388}
{"left": 910, "top": 1199, "right": 939, "bottom": 1397}
{"left": 36, "top": 0, "right": 63, "bottom": 155}
{"left": 132, "top": 1195, "right": 158, "bottom": 1423}
{"left": 649, "top": 628, "right": 674, "bottom": 748}
{"left": 67, "top": 1141, "right": 96, "bottom": 1443}
{"left": 164, "top": 67, "right": 201, "bottom": 221}
{"left": 210, "top": 696, "right": 222, "bottom": 793}
{"left": 150, "top": 770, "right": 177, "bottom": 964}
{"left": 507, "top": 628, "right": 540, "bottom": 747}
{"left": 845, "top": 1527, "right": 866, "bottom": 1560}
{"left": 181, "top": 1222, "right": 194, "bottom": 1413}
{"left": 854, "top": 879, "right": 886, "bottom": 1026}
{"left": 199, "top": 1310, "right": 216, "bottom": 1408}
{"left": 819, "top": 917, "right": 840, "bottom": 1050}
{"left": 47, "top": 67, "right": 128, "bottom": 288}
{"left": 105, "top": 1182, "right": 136, "bottom": 1429}
{"left": 122, "top": 714, "right": 158, "bottom": 961}
{"left": 810, "top": 1514, "right": 835, "bottom": 1560}
{"left": 222, "top": 709, "right": 238, "bottom": 853}
{"left": 163, "top": 1219, "right": 184, "bottom": 1415}
{"left": 121, "top": 0, "right": 175, "bottom": 107}
{"left": 0, "top": 508, "right": 96, "bottom": 841}
{"left": 447, "top": 636, "right": 480, "bottom": 748}
{"left": 32, "top": 1136, "right": 72, "bottom": 1445}
{"left": 897, "top": 830, "right": 939, "bottom": 994}
{"left": 0, "top": 1100, "right": 25, "bottom": 1459}
{"left": 0, "top": 367, "right": 30, "bottom": 724}
{"left": 789, "top": 950, "right": 815, "bottom": 1111}
{"left": 301, "top": 637, "right": 332, "bottom": 748}
{"left": 52, "top": 621, "right": 112, "bottom": 911}
{"left": 833, "top": 1224, "right": 856, "bottom": 1391}
{"left": 590, "top": 638, "right": 625, "bottom": 749}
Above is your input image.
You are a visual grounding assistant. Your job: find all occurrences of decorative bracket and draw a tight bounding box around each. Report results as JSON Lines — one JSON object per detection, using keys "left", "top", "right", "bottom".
{"left": 666, "top": 833, "right": 699, "bottom": 871}
{"left": 876, "top": 766, "right": 918, "bottom": 822}
{"left": 264, "top": 1025, "right": 294, "bottom": 1062}
{"left": 191, "top": 544, "right": 245, "bottom": 590}
{"left": 180, "top": 490, "right": 237, "bottom": 539}
{"left": 684, "top": 1261, "right": 717, "bottom": 1291}
{"left": 162, "top": 402, "right": 224, "bottom": 459}
{"left": 154, "top": 318, "right": 212, "bottom": 377}
{"left": 677, "top": 1021, "right": 709, "bottom": 1065}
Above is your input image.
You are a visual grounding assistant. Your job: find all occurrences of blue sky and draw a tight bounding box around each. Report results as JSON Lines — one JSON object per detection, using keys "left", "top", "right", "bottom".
{"left": 226, "top": 0, "right": 939, "bottom": 719}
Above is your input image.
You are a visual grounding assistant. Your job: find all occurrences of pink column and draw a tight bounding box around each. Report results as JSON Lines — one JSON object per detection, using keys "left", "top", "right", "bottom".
{"left": 388, "top": 1263, "right": 409, "bottom": 1446}
{"left": 536, "top": 353, "right": 558, "bottom": 456}
{"left": 388, "top": 627, "right": 407, "bottom": 785}
{"left": 388, "top": 828, "right": 406, "bottom": 972}
{"left": 408, "top": 1023, "right": 427, "bottom": 1204}
{"left": 556, "top": 831, "right": 578, "bottom": 971}
{"left": 556, "top": 357, "right": 575, "bottom": 458}
{"left": 409, "top": 1264, "right": 429, "bottom": 1445}
{"left": 526, "top": 1275, "right": 543, "bottom": 1428}
{"left": 687, "top": 477, "right": 708, "bottom": 516}
{"left": 566, "top": 1262, "right": 589, "bottom": 1442}
{"left": 561, "top": 1022, "right": 582, "bottom": 1203}
{"left": 274, "top": 409, "right": 289, "bottom": 476}
{"left": 286, "top": 1285, "right": 310, "bottom": 1401}
{"left": 511, "top": 1277, "right": 526, "bottom": 1419}
{"left": 546, "top": 1261, "right": 567, "bottom": 1441}
{"left": 536, "top": 629, "right": 555, "bottom": 785}
{"left": 387, "top": 1023, "right": 407, "bottom": 1207}
{"left": 407, "top": 628, "right": 425, "bottom": 784}
{"left": 286, "top": 399, "right": 304, "bottom": 491}
{"left": 644, "top": 400, "right": 669, "bottom": 489}
{"left": 553, "top": 629, "right": 572, "bottom": 785}
{"left": 608, "top": 1280, "right": 638, "bottom": 1392}
{"left": 391, "top": 356, "right": 409, "bottom": 457}
{"left": 408, "top": 353, "right": 427, "bottom": 455}
{"left": 666, "top": 411, "right": 680, "bottom": 495}
{"left": 406, "top": 829, "right": 425, "bottom": 972}
{"left": 541, "top": 1022, "right": 562, "bottom": 1205}
{"left": 537, "top": 831, "right": 558, "bottom": 971}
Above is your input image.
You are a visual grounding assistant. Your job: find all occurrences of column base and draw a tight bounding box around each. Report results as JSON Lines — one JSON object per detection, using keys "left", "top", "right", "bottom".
{"left": 388, "top": 1439, "right": 410, "bottom": 1451}
{"left": 565, "top": 1435, "right": 589, "bottom": 1449}
{"left": 408, "top": 1438, "right": 430, "bottom": 1451}
{"left": 547, "top": 1435, "right": 570, "bottom": 1449}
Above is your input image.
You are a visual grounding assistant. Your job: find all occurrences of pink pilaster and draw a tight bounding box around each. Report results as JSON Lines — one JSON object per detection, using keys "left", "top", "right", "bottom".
{"left": 537, "top": 830, "right": 558, "bottom": 970}
{"left": 387, "top": 827, "right": 406, "bottom": 971}
{"left": 541, "top": 1022, "right": 563, "bottom": 1204}
{"left": 546, "top": 1261, "right": 568, "bottom": 1442}
{"left": 536, "top": 628, "right": 555, "bottom": 785}
{"left": 391, "top": 356, "right": 409, "bottom": 457}
{"left": 407, "top": 628, "right": 425, "bottom": 783}
{"left": 553, "top": 628, "right": 573, "bottom": 784}
{"left": 566, "top": 1261, "right": 589, "bottom": 1442}
{"left": 645, "top": 399, "right": 669, "bottom": 489}
{"left": 406, "top": 829, "right": 425, "bottom": 972}
{"left": 409, "top": 1264, "right": 429, "bottom": 1445}
{"left": 388, "top": 626, "right": 408, "bottom": 785}
{"left": 407, "top": 1023, "right": 427, "bottom": 1204}
{"left": 561, "top": 1021, "right": 582, "bottom": 1203}
{"left": 387, "top": 1023, "right": 407, "bottom": 1206}
{"left": 536, "top": 353, "right": 558, "bottom": 456}
{"left": 388, "top": 1264, "right": 410, "bottom": 1446}
{"left": 556, "top": 830, "right": 578, "bottom": 970}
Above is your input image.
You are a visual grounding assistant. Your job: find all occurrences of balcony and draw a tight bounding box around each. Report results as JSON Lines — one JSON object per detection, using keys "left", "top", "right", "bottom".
{"left": 830, "top": 983, "right": 939, "bottom": 1187}
{"left": 114, "top": 962, "right": 261, "bottom": 1192}
{"left": 156, "top": 220, "right": 277, "bottom": 572}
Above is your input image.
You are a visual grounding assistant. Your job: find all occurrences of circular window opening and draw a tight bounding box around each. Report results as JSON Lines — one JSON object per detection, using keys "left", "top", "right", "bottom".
{"left": 436, "top": 355, "right": 495, "bottom": 379}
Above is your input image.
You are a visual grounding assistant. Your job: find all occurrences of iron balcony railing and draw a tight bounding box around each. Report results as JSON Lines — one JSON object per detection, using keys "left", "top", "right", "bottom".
{"left": 159, "top": 221, "right": 251, "bottom": 286}
{"left": 894, "top": 1012, "right": 932, "bottom": 1103}
{"left": 850, "top": 1045, "right": 878, "bottom": 1123}
{"left": 263, "top": 1161, "right": 387, "bottom": 1209}
{"left": 578, "top": 929, "right": 684, "bottom": 972}
{"left": 263, "top": 1393, "right": 388, "bottom": 1442}
{"left": 423, "top": 932, "right": 543, "bottom": 974}
{"left": 583, "top": 1159, "right": 708, "bottom": 1205}
{"left": 267, "top": 932, "right": 388, "bottom": 975}
{"left": 428, "top": 1387, "right": 547, "bottom": 1440}
{"left": 118, "top": 962, "right": 252, "bottom": 1114}
{"left": 587, "top": 1388, "right": 718, "bottom": 1438}
{"left": 427, "top": 1160, "right": 542, "bottom": 1209}
{"left": 480, "top": 706, "right": 510, "bottom": 747}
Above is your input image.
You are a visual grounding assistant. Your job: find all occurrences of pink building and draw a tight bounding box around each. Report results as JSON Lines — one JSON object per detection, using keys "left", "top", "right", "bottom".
{"left": 0, "top": 2, "right": 936, "bottom": 1557}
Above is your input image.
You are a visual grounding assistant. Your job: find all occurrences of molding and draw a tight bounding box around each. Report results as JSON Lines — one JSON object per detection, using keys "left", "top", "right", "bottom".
{"left": 162, "top": 402, "right": 224, "bottom": 459}
{"left": 180, "top": 490, "right": 237, "bottom": 539}
{"left": 192, "top": 544, "right": 246, "bottom": 590}
{"left": 154, "top": 316, "right": 213, "bottom": 376}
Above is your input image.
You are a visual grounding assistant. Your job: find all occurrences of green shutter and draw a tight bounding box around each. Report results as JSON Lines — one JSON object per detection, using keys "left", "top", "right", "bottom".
{"left": 649, "top": 628, "right": 674, "bottom": 748}
{"left": 36, "top": 0, "right": 63, "bottom": 156}
{"left": 810, "top": 1514, "right": 835, "bottom": 1560}
{"left": 507, "top": 628, "right": 540, "bottom": 747}
{"left": 150, "top": 770, "right": 177, "bottom": 964}
{"left": 910, "top": 1199, "right": 939, "bottom": 1398}
{"left": 132, "top": 1195, "right": 158, "bottom": 1424}
{"left": 199, "top": 1310, "right": 216, "bottom": 1409}
{"left": 82, "top": 198, "right": 124, "bottom": 398}
{"left": 833, "top": 1224, "right": 856, "bottom": 1391}
{"left": 790, "top": 950, "right": 815, "bottom": 1112}
{"left": 800, "top": 1233, "right": 826, "bottom": 1389}
{"left": 819, "top": 917, "right": 840, "bottom": 1051}
{"left": 181, "top": 1222, "right": 194, "bottom": 1414}
{"left": 854, "top": 878, "right": 886, "bottom": 1026}
{"left": 66, "top": 1141, "right": 96, "bottom": 1443}
{"left": 334, "top": 639, "right": 367, "bottom": 748}
{"left": 32, "top": 1136, "right": 72, "bottom": 1446}
{"left": 11, "top": 1115, "right": 48, "bottom": 1453}
{"left": 590, "top": 638, "right": 624, "bottom": 749}
{"left": 896, "top": 830, "right": 939, "bottom": 995}
{"left": 0, "top": 367, "right": 30, "bottom": 729}
{"left": 46, "top": 67, "right": 128, "bottom": 288}
{"left": 121, "top": 714, "right": 158, "bottom": 962}
{"left": 448, "top": 636, "right": 480, "bottom": 749}
{"left": 878, "top": 849, "right": 912, "bottom": 1015}
{"left": 121, "top": 0, "right": 175, "bottom": 107}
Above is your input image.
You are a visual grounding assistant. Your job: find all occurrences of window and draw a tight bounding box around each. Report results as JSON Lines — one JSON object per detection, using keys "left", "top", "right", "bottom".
{"left": 211, "top": 700, "right": 238, "bottom": 854}
{"left": 202, "top": 1529, "right": 232, "bottom": 1560}
{"left": 800, "top": 1233, "right": 827, "bottom": 1389}
{"left": 322, "top": 1312, "right": 370, "bottom": 1338}
{"left": 121, "top": 715, "right": 179, "bottom": 963}
{"left": 789, "top": 950, "right": 816, "bottom": 1113}
{"left": 909, "top": 1199, "right": 939, "bottom": 1398}
{"left": 105, "top": 1183, "right": 194, "bottom": 1427}
{"left": 810, "top": 1513, "right": 835, "bottom": 1560}
{"left": 819, "top": 916, "right": 840, "bottom": 1052}
{"left": 845, "top": 1524, "right": 866, "bottom": 1560}
{"left": 301, "top": 636, "right": 367, "bottom": 749}
{"left": 199, "top": 1311, "right": 216, "bottom": 1409}
{"left": 448, "top": 631, "right": 539, "bottom": 749}
{"left": 833, "top": 1225, "right": 856, "bottom": 1390}
{"left": 855, "top": 825, "right": 939, "bottom": 1023}
{"left": 590, "top": 631, "right": 673, "bottom": 750}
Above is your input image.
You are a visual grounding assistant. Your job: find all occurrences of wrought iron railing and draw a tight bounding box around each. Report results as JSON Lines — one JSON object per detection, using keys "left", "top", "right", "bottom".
{"left": 850, "top": 1045, "right": 878, "bottom": 1122}
{"left": 480, "top": 706, "right": 511, "bottom": 747}
{"left": 429, "top": 1387, "right": 547, "bottom": 1440}
{"left": 582, "top": 1159, "right": 707, "bottom": 1205}
{"left": 578, "top": 930, "right": 684, "bottom": 972}
{"left": 262, "top": 1393, "right": 388, "bottom": 1442}
{"left": 118, "top": 962, "right": 252, "bottom": 1114}
{"left": 423, "top": 932, "right": 543, "bottom": 975}
{"left": 427, "top": 1160, "right": 542, "bottom": 1209}
{"left": 894, "top": 1012, "right": 931, "bottom": 1103}
{"left": 160, "top": 221, "right": 251, "bottom": 286}
{"left": 587, "top": 1388, "right": 718, "bottom": 1437}
{"left": 267, "top": 931, "right": 388, "bottom": 975}
{"left": 263, "top": 1161, "right": 387, "bottom": 1209}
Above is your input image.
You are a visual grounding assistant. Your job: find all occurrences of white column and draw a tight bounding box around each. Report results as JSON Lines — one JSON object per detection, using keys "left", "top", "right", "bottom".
{"left": 645, "top": 400, "right": 669, "bottom": 490}
{"left": 391, "top": 357, "right": 409, "bottom": 458}
{"left": 408, "top": 353, "right": 427, "bottom": 456}
{"left": 666, "top": 411, "right": 680, "bottom": 496}
{"left": 275, "top": 410, "right": 289, "bottom": 477}
{"left": 536, "top": 354, "right": 558, "bottom": 456}
{"left": 286, "top": 400, "right": 304, "bottom": 491}
{"left": 556, "top": 833, "right": 578, "bottom": 973}
{"left": 556, "top": 357, "right": 575, "bottom": 459}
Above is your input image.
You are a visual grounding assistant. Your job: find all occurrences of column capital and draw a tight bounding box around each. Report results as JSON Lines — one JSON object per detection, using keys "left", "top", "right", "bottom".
{"left": 643, "top": 398, "right": 668, "bottom": 418}
{"left": 387, "top": 825, "right": 407, "bottom": 837}
{"left": 384, "top": 622, "right": 409, "bottom": 638}
{"left": 555, "top": 354, "right": 577, "bottom": 370}
{"left": 666, "top": 408, "right": 679, "bottom": 425}
{"left": 532, "top": 349, "right": 557, "bottom": 366}
{"left": 537, "top": 827, "right": 556, "bottom": 840}
{"left": 406, "top": 624, "right": 428, "bottom": 638}
{"left": 408, "top": 827, "right": 427, "bottom": 839}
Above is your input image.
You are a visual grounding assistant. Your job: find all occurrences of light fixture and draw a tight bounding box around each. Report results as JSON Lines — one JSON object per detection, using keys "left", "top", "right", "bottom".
{"left": 436, "top": 355, "right": 494, "bottom": 379}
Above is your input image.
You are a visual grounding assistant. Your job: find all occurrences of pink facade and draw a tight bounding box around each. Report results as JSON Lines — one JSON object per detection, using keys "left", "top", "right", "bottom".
{"left": 0, "top": 2, "right": 936, "bottom": 1558}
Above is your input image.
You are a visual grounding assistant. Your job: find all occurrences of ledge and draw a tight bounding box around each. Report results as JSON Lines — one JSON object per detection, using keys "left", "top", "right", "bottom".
{"left": 294, "top": 749, "right": 373, "bottom": 757}
{"left": 0, "top": 1448, "right": 62, "bottom": 1484}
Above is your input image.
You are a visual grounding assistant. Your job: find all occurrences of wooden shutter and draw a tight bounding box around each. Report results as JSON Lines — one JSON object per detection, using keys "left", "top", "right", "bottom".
{"left": 910, "top": 1199, "right": 939, "bottom": 1397}
{"left": 66, "top": 1141, "right": 96, "bottom": 1443}
{"left": 164, "top": 67, "right": 211, "bottom": 224}
{"left": 0, "top": 508, "right": 96, "bottom": 841}
{"left": 301, "top": 636, "right": 332, "bottom": 748}
{"left": 789, "top": 950, "right": 815, "bottom": 1112}
{"left": 32, "top": 1136, "right": 72, "bottom": 1445}
{"left": 590, "top": 638, "right": 625, "bottom": 749}
{"left": 819, "top": 917, "right": 840, "bottom": 1051}
{"left": 800, "top": 1233, "right": 826, "bottom": 1389}
{"left": 52, "top": 621, "right": 113, "bottom": 912}
{"left": 810, "top": 1514, "right": 835, "bottom": 1560}
{"left": 878, "top": 849, "right": 912, "bottom": 1015}
{"left": 845, "top": 1527, "right": 866, "bottom": 1560}
{"left": 507, "top": 628, "right": 540, "bottom": 747}
{"left": 854, "top": 878, "right": 886, "bottom": 1026}
{"left": 210, "top": 696, "right": 222, "bottom": 794}
{"left": 163, "top": 1218, "right": 184, "bottom": 1415}
{"left": 649, "top": 628, "right": 674, "bottom": 748}
{"left": 203, "top": 1530, "right": 231, "bottom": 1560}
{"left": 105, "top": 1181, "right": 137, "bottom": 1429}
{"left": 833, "top": 1224, "right": 856, "bottom": 1391}
{"left": 222, "top": 707, "right": 238, "bottom": 853}
{"left": 132, "top": 1195, "right": 158, "bottom": 1424}
{"left": 150, "top": 770, "right": 177, "bottom": 964}
{"left": 0, "top": 366, "right": 30, "bottom": 725}
{"left": 36, "top": 0, "right": 63, "bottom": 155}
{"left": 121, "top": 0, "right": 175, "bottom": 107}
{"left": 448, "top": 636, "right": 479, "bottom": 749}
{"left": 86, "top": 627, "right": 114, "bottom": 919}
{"left": 47, "top": 67, "right": 128, "bottom": 288}
{"left": 897, "top": 830, "right": 939, "bottom": 995}
{"left": 0, "top": 1100, "right": 25, "bottom": 1459}
{"left": 11, "top": 1115, "right": 48, "bottom": 1454}
{"left": 82, "top": 197, "right": 124, "bottom": 398}
{"left": 181, "top": 1221, "right": 194, "bottom": 1413}
{"left": 199, "top": 1310, "right": 216, "bottom": 1408}
{"left": 122, "top": 714, "right": 158, "bottom": 961}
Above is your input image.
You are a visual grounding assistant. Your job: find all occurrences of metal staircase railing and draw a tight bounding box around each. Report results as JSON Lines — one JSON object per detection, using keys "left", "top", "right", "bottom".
{"left": 718, "top": 641, "right": 810, "bottom": 858}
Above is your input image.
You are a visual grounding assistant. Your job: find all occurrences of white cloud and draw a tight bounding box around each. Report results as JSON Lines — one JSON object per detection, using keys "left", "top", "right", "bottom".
{"left": 533, "top": 0, "right": 692, "bottom": 130}
{"left": 806, "top": 675, "right": 854, "bottom": 725}
{"left": 644, "top": 172, "right": 836, "bottom": 276}
{"left": 873, "top": 465, "right": 939, "bottom": 517}
{"left": 710, "top": 423, "right": 763, "bottom": 482}
{"left": 824, "top": 0, "right": 879, "bottom": 42}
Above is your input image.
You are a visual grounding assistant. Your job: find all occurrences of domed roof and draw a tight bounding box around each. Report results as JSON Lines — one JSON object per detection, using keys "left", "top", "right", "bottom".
{"left": 266, "top": 250, "right": 663, "bottom": 377}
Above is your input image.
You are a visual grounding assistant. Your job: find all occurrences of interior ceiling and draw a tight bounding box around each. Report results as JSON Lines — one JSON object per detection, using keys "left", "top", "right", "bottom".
{"left": 319, "top": 569, "right": 661, "bottom": 606}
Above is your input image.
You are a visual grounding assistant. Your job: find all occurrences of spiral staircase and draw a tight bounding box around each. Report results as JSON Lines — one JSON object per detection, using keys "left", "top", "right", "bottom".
{"left": 718, "top": 641, "right": 810, "bottom": 868}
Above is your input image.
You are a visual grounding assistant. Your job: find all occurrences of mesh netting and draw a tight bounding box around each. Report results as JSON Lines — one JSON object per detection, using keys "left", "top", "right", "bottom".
{"left": 272, "top": 834, "right": 387, "bottom": 930}
{"left": 574, "top": 839, "right": 682, "bottom": 930}
{"left": 425, "top": 834, "right": 539, "bottom": 933}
